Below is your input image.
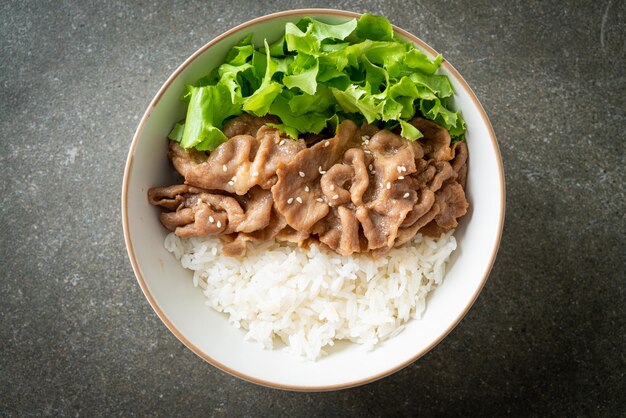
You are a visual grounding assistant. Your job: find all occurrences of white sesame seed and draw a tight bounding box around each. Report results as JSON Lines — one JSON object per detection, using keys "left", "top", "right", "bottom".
{"left": 316, "top": 198, "right": 323, "bottom": 203}
{"left": 228, "top": 181, "right": 234, "bottom": 186}
{"left": 296, "top": 197, "right": 303, "bottom": 204}
{"left": 222, "top": 164, "right": 227, "bottom": 172}
{"left": 216, "top": 220, "right": 221, "bottom": 228}
{"left": 386, "top": 182, "right": 391, "bottom": 190}
{"left": 401, "top": 166, "right": 407, "bottom": 172}
{"left": 403, "top": 192, "right": 410, "bottom": 198}
{"left": 287, "top": 197, "right": 294, "bottom": 204}
{"left": 332, "top": 194, "right": 339, "bottom": 200}
{"left": 371, "top": 170, "right": 376, "bottom": 174}
{"left": 396, "top": 166, "right": 402, "bottom": 173}
{"left": 324, "top": 141, "right": 330, "bottom": 147}
{"left": 299, "top": 171, "right": 305, "bottom": 178}
{"left": 318, "top": 166, "right": 326, "bottom": 174}
{"left": 368, "top": 164, "right": 373, "bottom": 171}
{"left": 361, "top": 135, "right": 370, "bottom": 141}
{"left": 231, "top": 176, "right": 237, "bottom": 182}
{"left": 398, "top": 176, "right": 404, "bottom": 180}
{"left": 330, "top": 184, "right": 334, "bottom": 191}
{"left": 304, "top": 186, "right": 310, "bottom": 192}
{"left": 209, "top": 216, "right": 214, "bottom": 223}
{"left": 279, "top": 139, "right": 285, "bottom": 146}
{"left": 252, "top": 171, "right": 259, "bottom": 177}
{"left": 364, "top": 150, "right": 371, "bottom": 154}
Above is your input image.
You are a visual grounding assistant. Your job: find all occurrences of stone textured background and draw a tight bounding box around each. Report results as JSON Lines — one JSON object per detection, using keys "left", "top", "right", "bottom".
{"left": 1, "top": 0, "right": 624, "bottom": 416}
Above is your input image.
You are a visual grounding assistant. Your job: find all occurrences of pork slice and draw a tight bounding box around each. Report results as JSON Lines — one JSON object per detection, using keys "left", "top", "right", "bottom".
{"left": 451, "top": 141, "right": 468, "bottom": 189}
{"left": 147, "top": 183, "right": 279, "bottom": 240}
{"left": 394, "top": 204, "right": 441, "bottom": 247}
{"left": 316, "top": 206, "right": 364, "bottom": 256}
{"left": 223, "top": 114, "right": 277, "bottom": 138}
{"left": 169, "top": 136, "right": 255, "bottom": 193}
{"left": 355, "top": 206, "right": 389, "bottom": 250}
{"left": 276, "top": 226, "right": 310, "bottom": 245}
{"left": 355, "top": 130, "right": 419, "bottom": 249}
{"left": 160, "top": 208, "right": 195, "bottom": 231}
{"left": 432, "top": 182, "right": 468, "bottom": 231}
{"left": 221, "top": 205, "right": 289, "bottom": 256}
{"left": 174, "top": 193, "right": 244, "bottom": 237}
{"left": 409, "top": 117, "right": 453, "bottom": 162}
{"left": 401, "top": 188, "right": 436, "bottom": 227}
{"left": 232, "top": 187, "right": 273, "bottom": 233}
{"left": 148, "top": 184, "right": 207, "bottom": 211}
{"left": 169, "top": 121, "right": 305, "bottom": 195}
{"left": 430, "top": 161, "right": 457, "bottom": 192}
{"left": 357, "top": 122, "right": 381, "bottom": 140}
{"left": 251, "top": 126, "right": 306, "bottom": 190}
{"left": 272, "top": 119, "right": 358, "bottom": 232}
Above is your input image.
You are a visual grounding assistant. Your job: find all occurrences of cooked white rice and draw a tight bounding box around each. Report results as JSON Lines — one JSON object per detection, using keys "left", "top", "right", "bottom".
{"left": 165, "top": 231, "right": 457, "bottom": 360}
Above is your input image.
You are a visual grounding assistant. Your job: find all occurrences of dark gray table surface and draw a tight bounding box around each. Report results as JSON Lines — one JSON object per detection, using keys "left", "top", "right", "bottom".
{"left": 1, "top": 0, "right": 624, "bottom": 416}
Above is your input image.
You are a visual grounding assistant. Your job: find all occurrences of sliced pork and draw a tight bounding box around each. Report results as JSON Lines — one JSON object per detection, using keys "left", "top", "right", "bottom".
{"left": 149, "top": 114, "right": 469, "bottom": 256}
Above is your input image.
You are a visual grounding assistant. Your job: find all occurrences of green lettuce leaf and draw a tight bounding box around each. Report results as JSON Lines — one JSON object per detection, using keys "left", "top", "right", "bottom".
{"left": 266, "top": 122, "right": 300, "bottom": 139}
{"left": 355, "top": 13, "right": 394, "bottom": 41}
{"left": 168, "top": 122, "right": 185, "bottom": 142}
{"left": 180, "top": 84, "right": 241, "bottom": 151}
{"left": 269, "top": 94, "right": 333, "bottom": 134}
{"left": 283, "top": 53, "right": 319, "bottom": 95}
{"left": 399, "top": 119, "right": 423, "bottom": 140}
{"left": 330, "top": 85, "right": 379, "bottom": 123}
{"left": 243, "top": 40, "right": 283, "bottom": 115}
{"left": 173, "top": 13, "right": 465, "bottom": 151}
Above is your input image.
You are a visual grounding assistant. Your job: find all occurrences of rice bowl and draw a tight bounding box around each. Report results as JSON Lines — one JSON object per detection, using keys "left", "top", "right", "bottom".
{"left": 122, "top": 9, "right": 504, "bottom": 390}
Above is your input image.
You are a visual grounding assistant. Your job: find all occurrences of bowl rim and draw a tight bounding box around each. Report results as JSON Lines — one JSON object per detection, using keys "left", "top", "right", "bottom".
{"left": 122, "top": 8, "right": 505, "bottom": 392}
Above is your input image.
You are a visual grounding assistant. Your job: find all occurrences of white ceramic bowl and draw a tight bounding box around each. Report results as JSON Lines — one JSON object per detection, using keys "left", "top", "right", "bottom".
{"left": 122, "top": 9, "right": 504, "bottom": 391}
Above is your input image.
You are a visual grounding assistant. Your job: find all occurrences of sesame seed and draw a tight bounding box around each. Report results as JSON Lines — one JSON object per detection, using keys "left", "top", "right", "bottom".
{"left": 216, "top": 220, "right": 221, "bottom": 228}
{"left": 231, "top": 176, "right": 237, "bottom": 182}
{"left": 287, "top": 198, "right": 294, "bottom": 204}
{"left": 324, "top": 141, "right": 330, "bottom": 147}
{"left": 398, "top": 176, "right": 404, "bottom": 180}
{"left": 371, "top": 170, "right": 376, "bottom": 174}
{"left": 304, "top": 186, "right": 310, "bottom": 192}
{"left": 364, "top": 150, "right": 371, "bottom": 154}
{"left": 386, "top": 182, "right": 391, "bottom": 190}
{"left": 222, "top": 165, "right": 227, "bottom": 172}
{"left": 332, "top": 194, "right": 339, "bottom": 200}
{"left": 318, "top": 166, "right": 326, "bottom": 174}
{"left": 279, "top": 139, "right": 285, "bottom": 146}
{"left": 396, "top": 166, "right": 402, "bottom": 173}
{"left": 228, "top": 181, "right": 234, "bottom": 186}
{"left": 361, "top": 135, "right": 370, "bottom": 141}
{"left": 330, "top": 184, "right": 334, "bottom": 191}
{"left": 368, "top": 164, "right": 373, "bottom": 171}
{"left": 299, "top": 171, "right": 305, "bottom": 177}
{"left": 401, "top": 166, "right": 407, "bottom": 172}
{"left": 209, "top": 216, "right": 214, "bottom": 223}
{"left": 316, "top": 198, "right": 323, "bottom": 203}
{"left": 296, "top": 197, "right": 303, "bottom": 204}
{"left": 403, "top": 192, "right": 410, "bottom": 198}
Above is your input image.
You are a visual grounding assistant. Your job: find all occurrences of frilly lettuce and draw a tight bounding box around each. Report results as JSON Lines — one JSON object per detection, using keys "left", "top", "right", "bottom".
{"left": 171, "top": 13, "right": 465, "bottom": 150}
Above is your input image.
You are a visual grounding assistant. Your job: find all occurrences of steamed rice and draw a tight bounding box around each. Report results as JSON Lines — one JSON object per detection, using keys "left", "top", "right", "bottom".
{"left": 165, "top": 231, "right": 457, "bottom": 360}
